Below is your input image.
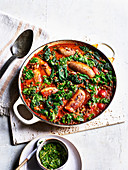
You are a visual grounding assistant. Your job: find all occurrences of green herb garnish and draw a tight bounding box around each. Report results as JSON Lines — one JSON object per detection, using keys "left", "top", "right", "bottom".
{"left": 39, "top": 142, "right": 68, "bottom": 169}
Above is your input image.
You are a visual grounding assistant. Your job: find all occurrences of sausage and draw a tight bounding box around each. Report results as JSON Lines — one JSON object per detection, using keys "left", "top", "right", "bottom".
{"left": 35, "top": 57, "right": 45, "bottom": 65}
{"left": 41, "top": 87, "right": 58, "bottom": 97}
{"left": 39, "top": 58, "right": 51, "bottom": 76}
{"left": 42, "top": 64, "right": 51, "bottom": 76}
{"left": 65, "top": 89, "right": 85, "bottom": 113}
{"left": 68, "top": 61, "right": 95, "bottom": 78}
{"left": 35, "top": 57, "right": 51, "bottom": 76}
{"left": 33, "top": 69, "right": 42, "bottom": 83}
{"left": 57, "top": 46, "right": 75, "bottom": 56}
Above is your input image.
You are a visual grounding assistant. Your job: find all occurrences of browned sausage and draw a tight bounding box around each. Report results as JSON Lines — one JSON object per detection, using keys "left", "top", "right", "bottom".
{"left": 57, "top": 46, "right": 75, "bottom": 56}
{"left": 33, "top": 69, "right": 42, "bottom": 83}
{"left": 42, "top": 64, "right": 51, "bottom": 76}
{"left": 68, "top": 61, "right": 95, "bottom": 78}
{"left": 41, "top": 87, "right": 58, "bottom": 97}
{"left": 65, "top": 89, "right": 85, "bottom": 113}
{"left": 35, "top": 57, "right": 51, "bottom": 76}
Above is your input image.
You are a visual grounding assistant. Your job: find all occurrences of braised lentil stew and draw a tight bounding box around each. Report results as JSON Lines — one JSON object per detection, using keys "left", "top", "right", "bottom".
{"left": 21, "top": 42, "right": 116, "bottom": 125}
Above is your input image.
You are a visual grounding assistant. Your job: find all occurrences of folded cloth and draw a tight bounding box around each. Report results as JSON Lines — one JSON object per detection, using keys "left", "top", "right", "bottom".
{"left": 0, "top": 102, "right": 9, "bottom": 116}
{"left": 0, "top": 12, "right": 49, "bottom": 115}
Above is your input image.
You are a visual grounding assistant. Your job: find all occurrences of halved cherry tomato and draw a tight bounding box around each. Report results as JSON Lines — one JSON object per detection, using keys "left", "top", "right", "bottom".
{"left": 98, "top": 89, "right": 107, "bottom": 98}
{"left": 93, "top": 66, "right": 99, "bottom": 74}
{"left": 97, "top": 103, "right": 105, "bottom": 110}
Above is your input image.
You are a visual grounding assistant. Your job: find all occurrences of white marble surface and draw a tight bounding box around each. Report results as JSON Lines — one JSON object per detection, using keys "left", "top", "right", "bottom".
{"left": 0, "top": 0, "right": 128, "bottom": 170}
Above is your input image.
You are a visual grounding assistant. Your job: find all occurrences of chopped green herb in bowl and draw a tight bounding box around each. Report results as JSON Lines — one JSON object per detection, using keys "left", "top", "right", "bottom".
{"left": 36, "top": 138, "right": 68, "bottom": 170}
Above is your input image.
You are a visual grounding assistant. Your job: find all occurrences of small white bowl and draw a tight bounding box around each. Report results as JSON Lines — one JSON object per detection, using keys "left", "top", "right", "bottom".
{"left": 36, "top": 138, "right": 69, "bottom": 170}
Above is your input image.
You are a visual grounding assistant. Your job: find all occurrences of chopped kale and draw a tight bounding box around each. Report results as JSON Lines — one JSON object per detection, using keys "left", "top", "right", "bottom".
{"left": 43, "top": 45, "right": 51, "bottom": 61}
{"left": 93, "top": 51, "right": 100, "bottom": 60}
{"left": 68, "top": 74, "right": 82, "bottom": 84}
{"left": 31, "top": 93, "right": 44, "bottom": 106}
{"left": 87, "top": 113, "right": 94, "bottom": 121}
{"left": 22, "top": 86, "right": 36, "bottom": 95}
{"left": 80, "top": 46, "right": 90, "bottom": 52}
{"left": 104, "top": 62, "right": 112, "bottom": 71}
{"left": 23, "top": 66, "right": 34, "bottom": 79}
{"left": 30, "top": 57, "right": 39, "bottom": 63}
{"left": 100, "top": 98, "right": 110, "bottom": 104}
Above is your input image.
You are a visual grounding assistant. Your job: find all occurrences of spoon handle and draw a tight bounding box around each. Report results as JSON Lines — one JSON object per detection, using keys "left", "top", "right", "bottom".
{"left": 0, "top": 55, "right": 17, "bottom": 79}
{"left": 15, "top": 148, "right": 37, "bottom": 170}
{"left": 15, "top": 158, "right": 28, "bottom": 170}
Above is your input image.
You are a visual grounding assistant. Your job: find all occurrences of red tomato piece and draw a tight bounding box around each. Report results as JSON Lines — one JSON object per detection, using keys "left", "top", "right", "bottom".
{"left": 97, "top": 103, "right": 105, "bottom": 110}
{"left": 93, "top": 66, "right": 99, "bottom": 74}
{"left": 98, "top": 89, "right": 107, "bottom": 98}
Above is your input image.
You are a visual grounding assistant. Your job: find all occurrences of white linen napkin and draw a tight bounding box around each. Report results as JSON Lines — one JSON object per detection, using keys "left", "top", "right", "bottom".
{"left": 0, "top": 12, "right": 49, "bottom": 115}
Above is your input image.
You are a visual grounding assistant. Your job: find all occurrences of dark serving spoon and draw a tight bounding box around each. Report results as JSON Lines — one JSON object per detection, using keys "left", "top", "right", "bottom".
{"left": 0, "top": 29, "right": 33, "bottom": 79}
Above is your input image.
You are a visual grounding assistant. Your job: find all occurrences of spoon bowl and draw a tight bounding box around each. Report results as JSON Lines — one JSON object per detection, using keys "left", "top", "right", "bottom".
{"left": 0, "top": 29, "right": 33, "bottom": 78}
{"left": 11, "top": 29, "right": 33, "bottom": 58}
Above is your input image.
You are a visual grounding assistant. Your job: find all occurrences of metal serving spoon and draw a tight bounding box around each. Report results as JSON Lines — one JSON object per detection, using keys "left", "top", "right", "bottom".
{"left": 0, "top": 29, "right": 33, "bottom": 79}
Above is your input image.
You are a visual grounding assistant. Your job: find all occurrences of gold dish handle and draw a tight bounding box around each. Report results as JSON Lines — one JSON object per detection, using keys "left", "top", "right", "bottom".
{"left": 92, "top": 43, "right": 115, "bottom": 63}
